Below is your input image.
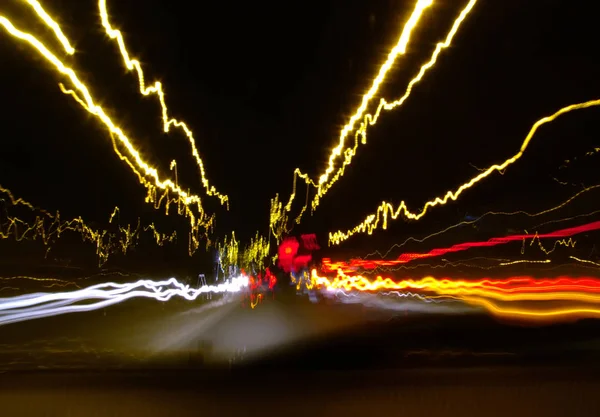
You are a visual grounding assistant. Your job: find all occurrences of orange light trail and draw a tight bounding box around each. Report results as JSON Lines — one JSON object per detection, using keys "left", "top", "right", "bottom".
{"left": 311, "top": 269, "right": 600, "bottom": 294}
{"left": 328, "top": 99, "right": 600, "bottom": 245}
{"left": 0, "top": 13, "right": 214, "bottom": 254}
{"left": 570, "top": 256, "right": 600, "bottom": 268}
{"left": 310, "top": 269, "right": 600, "bottom": 320}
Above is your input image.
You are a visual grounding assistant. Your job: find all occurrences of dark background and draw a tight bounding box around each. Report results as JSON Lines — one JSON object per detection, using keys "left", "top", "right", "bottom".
{"left": 1, "top": 0, "right": 600, "bottom": 275}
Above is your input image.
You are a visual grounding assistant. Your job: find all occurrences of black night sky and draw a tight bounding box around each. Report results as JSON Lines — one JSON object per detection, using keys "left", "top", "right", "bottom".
{"left": 1, "top": 0, "right": 600, "bottom": 274}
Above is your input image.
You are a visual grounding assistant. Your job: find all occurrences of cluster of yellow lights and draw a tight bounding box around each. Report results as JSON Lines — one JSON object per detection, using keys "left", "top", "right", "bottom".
{"left": 1, "top": 1, "right": 224, "bottom": 255}
{"left": 239, "top": 232, "right": 270, "bottom": 271}
{"left": 217, "top": 232, "right": 239, "bottom": 271}
{"left": 0, "top": 185, "right": 176, "bottom": 266}
{"left": 216, "top": 231, "right": 271, "bottom": 272}
{"left": 328, "top": 99, "right": 600, "bottom": 245}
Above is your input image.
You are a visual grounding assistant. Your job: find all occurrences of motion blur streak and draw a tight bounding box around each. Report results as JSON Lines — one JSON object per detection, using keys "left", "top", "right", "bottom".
{"left": 1, "top": 185, "right": 176, "bottom": 266}
{"left": 0, "top": 275, "right": 248, "bottom": 326}
{"left": 462, "top": 296, "right": 600, "bottom": 320}
{"left": 322, "top": 220, "right": 600, "bottom": 273}
{"left": 97, "top": 0, "right": 228, "bottom": 206}
{"left": 311, "top": 270, "right": 600, "bottom": 293}
{"left": 312, "top": 0, "right": 432, "bottom": 186}
{"left": 23, "top": 0, "right": 227, "bottom": 207}
{"left": 311, "top": 0, "right": 479, "bottom": 212}
{"left": 0, "top": 14, "right": 214, "bottom": 254}
{"left": 22, "top": 0, "right": 74, "bottom": 54}
{"left": 310, "top": 270, "right": 600, "bottom": 320}
{"left": 272, "top": 0, "right": 434, "bottom": 234}
{"left": 363, "top": 183, "right": 600, "bottom": 260}
{"left": 330, "top": 291, "right": 470, "bottom": 315}
{"left": 329, "top": 99, "right": 600, "bottom": 245}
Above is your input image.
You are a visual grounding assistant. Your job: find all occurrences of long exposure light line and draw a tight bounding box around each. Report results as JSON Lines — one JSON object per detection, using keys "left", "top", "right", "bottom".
{"left": 364, "top": 184, "right": 600, "bottom": 260}
{"left": 311, "top": 0, "right": 479, "bottom": 212}
{"left": 1, "top": 184, "right": 176, "bottom": 266}
{"left": 271, "top": 0, "right": 435, "bottom": 235}
{"left": 328, "top": 99, "right": 600, "bottom": 245}
{"left": 97, "top": 0, "right": 228, "bottom": 207}
{"left": 311, "top": 269, "right": 600, "bottom": 319}
{"left": 0, "top": 15, "right": 213, "bottom": 253}
{"left": 22, "top": 0, "right": 74, "bottom": 54}
{"left": 0, "top": 275, "right": 249, "bottom": 326}
{"left": 462, "top": 296, "right": 600, "bottom": 319}
{"left": 323, "top": 221, "right": 599, "bottom": 273}
{"left": 24, "top": 0, "right": 227, "bottom": 208}
{"left": 313, "top": 0, "right": 433, "bottom": 187}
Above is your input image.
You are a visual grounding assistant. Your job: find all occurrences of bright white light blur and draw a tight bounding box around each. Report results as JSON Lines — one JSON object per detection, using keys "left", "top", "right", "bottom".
{"left": 0, "top": 275, "right": 249, "bottom": 326}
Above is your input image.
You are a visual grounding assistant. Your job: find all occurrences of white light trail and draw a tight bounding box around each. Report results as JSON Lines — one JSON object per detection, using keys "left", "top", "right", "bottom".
{"left": 0, "top": 275, "right": 248, "bottom": 326}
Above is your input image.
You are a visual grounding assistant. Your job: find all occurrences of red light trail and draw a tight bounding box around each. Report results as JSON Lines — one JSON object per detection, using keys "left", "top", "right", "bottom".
{"left": 322, "top": 221, "right": 600, "bottom": 273}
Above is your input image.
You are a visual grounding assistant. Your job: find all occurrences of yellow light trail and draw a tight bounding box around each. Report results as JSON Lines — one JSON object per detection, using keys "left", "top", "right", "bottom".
{"left": 217, "top": 232, "right": 239, "bottom": 271}
{"left": 521, "top": 232, "right": 576, "bottom": 256}
{"left": 362, "top": 184, "right": 600, "bottom": 260}
{"left": 462, "top": 296, "right": 600, "bottom": 320}
{"left": 0, "top": 14, "right": 212, "bottom": 254}
{"left": 0, "top": 275, "right": 81, "bottom": 289}
{"left": 96, "top": 0, "right": 228, "bottom": 207}
{"left": 24, "top": 0, "right": 226, "bottom": 208}
{"left": 311, "top": 0, "right": 479, "bottom": 212}
{"left": 270, "top": 0, "right": 435, "bottom": 234}
{"left": 497, "top": 259, "right": 551, "bottom": 266}
{"left": 239, "top": 232, "right": 270, "bottom": 271}
{"left": 22, "top": 0, "right": 74, "bottom": 54}
{"left": 570, "top": 256, "right": 600, "bottom": 268}
{"left": 328, "top": 99, "right": 600, "bottom": 245}
{"left": 1, "top": 185, "right": 176, "bottom": 266}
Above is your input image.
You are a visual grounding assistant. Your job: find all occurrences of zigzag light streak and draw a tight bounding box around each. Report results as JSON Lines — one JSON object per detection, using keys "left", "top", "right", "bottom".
{"left": 1, "top": 185, "right": 176, "bottom": 266}
{"left": 0, "top": 15, "right": 213, "bottom": 253}
{"left": 328, "top": 100, "right": 600, "bottom": 245}
{"left": 97, "top": 0, "right": 228, "bottom": 207}
{"left": 362, "top": 184, "right": 600, "bottom": 260}
{"left": 310, "top": 270, "right": 600, "bottom": 320}
{"left": 311, "top": 0, "right": 479, "bottom": 212}
{"left": 270, "top": 0, "right": 434, "bottom": 236}
{"left": 313, "top": 0, "right": 433, "bottom": 187}
{"left": 23, "top": 0, "right": 227, "bottom": 208}
{"left": 323, "top": 220, "right": 599, "bottom": 273}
